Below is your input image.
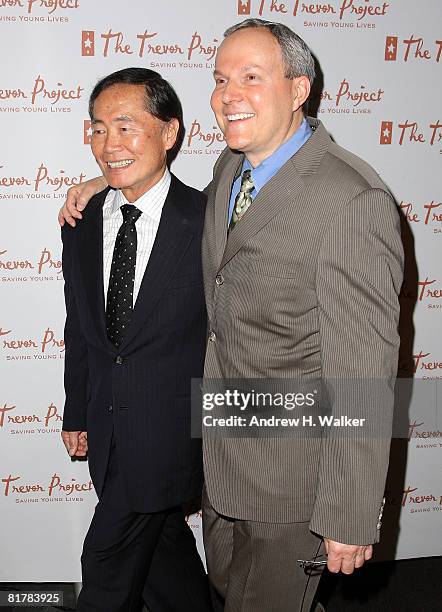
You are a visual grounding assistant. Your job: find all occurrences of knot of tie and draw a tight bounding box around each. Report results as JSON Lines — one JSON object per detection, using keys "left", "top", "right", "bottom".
{"left": 229, "top": 169, "right": 254, "bottom": 230}
{"left": 120, "top": 204, "right": 142, "bottom": 224}
{"left": 239, "top": 169, "right": 254, "bottom": 195}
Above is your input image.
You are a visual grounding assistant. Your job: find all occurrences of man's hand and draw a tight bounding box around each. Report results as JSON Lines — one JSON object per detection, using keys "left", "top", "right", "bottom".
{"left": 61, "top": 430, "right": 88, "bottom": 457}
{"left": 324, "top": 538, "right": 372, "bottom": 574}
{"left": 58, "top": 176, "right": 108, "bottom": 227}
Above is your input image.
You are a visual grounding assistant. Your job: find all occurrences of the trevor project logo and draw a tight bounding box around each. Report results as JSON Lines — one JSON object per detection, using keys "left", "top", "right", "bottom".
{"left": 238, "top": 0, "right": 251, "bottom": 15}
{"left": 385, "top": 36, "right": 398, "bottom": 61}
{"left": 83, "top": 120, "right": 92, "bottom": 145}
{"left": 380, "top": 121, "right": 393, "bottom": 145}
{"left": 82, "top": 31, "right": 95, "bottom": 56}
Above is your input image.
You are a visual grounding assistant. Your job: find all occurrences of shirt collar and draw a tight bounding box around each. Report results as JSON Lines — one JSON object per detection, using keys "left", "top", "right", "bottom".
{"left": 243, "top": 118, "right": 312, "bottom": 193}
{"left": 109, "top": 168, "right": 171, "bottom": 221}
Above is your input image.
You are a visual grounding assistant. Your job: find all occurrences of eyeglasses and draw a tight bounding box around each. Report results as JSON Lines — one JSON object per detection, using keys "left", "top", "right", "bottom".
{"left": 297, "top": 555, "right": 327, "bottom": 574}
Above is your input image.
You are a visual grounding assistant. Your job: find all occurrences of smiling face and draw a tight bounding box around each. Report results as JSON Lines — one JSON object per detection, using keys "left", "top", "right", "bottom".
{"left": 91, "top": 83, "right": 178, "bottom": 202}
{"left": 211, "top": 27, "right": 310, "bottom": 167}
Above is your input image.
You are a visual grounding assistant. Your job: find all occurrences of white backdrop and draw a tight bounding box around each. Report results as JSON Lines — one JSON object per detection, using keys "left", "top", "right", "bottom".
{"left": 0, "top": 0, "right": 441, "bottom": 581}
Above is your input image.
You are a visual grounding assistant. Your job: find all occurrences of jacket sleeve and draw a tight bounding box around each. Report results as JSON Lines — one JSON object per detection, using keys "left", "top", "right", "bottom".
{"left": 309, "top": 188, "right": 404, "bottom": 544}
{"left": 61, "top": 226, "right": 89, "bottom": 432}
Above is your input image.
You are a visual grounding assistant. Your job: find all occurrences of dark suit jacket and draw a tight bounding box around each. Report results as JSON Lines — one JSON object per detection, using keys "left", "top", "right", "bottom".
{"left": 62, "top": 175, "right": 207, "bottom": 513}
{"left": 202, "top": 117, "right": 404, "bottom": 544}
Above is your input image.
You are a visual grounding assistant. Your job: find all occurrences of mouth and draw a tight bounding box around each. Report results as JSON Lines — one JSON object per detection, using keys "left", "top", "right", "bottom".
{"left": 106, "top": 159, "right": 134, "bottom": 169}
{"left": 226, "top": 113, "right": 255, "bottom": 122}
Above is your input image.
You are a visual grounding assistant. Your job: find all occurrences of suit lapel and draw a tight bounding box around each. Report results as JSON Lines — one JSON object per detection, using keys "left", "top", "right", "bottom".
{"left": 119, "top": 176, "right": 195, "bottom": 350}
{"left": 218, "top": 118, "right": 330, "bottom": 270}
{"left": 77, "top": 189, "right": 112, "bottom": 351}
{"left": 213, "top": 153, "right": 243, "bottom": 269}
{"left": 219, "top": 160, "right": 305, "bottom": 270}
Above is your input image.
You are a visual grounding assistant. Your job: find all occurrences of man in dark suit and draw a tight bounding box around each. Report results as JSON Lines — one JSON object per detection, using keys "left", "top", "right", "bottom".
{"left": 61, "top": 67, "right": 211, "bottom": 612}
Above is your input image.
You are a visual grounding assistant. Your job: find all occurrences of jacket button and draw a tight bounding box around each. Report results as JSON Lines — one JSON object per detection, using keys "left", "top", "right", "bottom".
{"left": 215, "top": 274, "right": 224, "bottom": 285}
{"left": 115, "top": 356, "right": 123, "bottom": 365}
{"left": 208, "top": 331, "right": 217, "bottom": 342}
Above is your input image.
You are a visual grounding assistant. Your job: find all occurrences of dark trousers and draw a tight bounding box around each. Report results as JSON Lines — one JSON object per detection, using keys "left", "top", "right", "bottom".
{"left": 203, "top": 489, "right": 324, "bottom": 612}
{"left": 77, "top": 447, "right": 212, "bottom": 612}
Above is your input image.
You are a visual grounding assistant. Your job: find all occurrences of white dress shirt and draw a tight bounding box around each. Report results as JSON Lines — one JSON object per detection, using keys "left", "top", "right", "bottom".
{"left": 102, "top": 169, "right": 171, "bottom": 307}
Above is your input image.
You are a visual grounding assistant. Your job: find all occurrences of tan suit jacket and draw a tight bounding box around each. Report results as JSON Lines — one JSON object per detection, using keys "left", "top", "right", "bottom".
{"left": 201, "top": 117, "right": 403, "bottom": 544}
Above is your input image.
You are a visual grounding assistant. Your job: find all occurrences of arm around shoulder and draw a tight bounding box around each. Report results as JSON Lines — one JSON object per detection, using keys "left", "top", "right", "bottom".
{"left": 58, "top": 176, "right": 108, "bottom": 227}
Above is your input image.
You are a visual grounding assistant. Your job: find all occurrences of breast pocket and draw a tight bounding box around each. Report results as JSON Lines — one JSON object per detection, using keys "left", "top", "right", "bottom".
{"left": 248, "top": 259, "right": 301, "bottom": 280}
{"left": 245, "top": 259, "right": 317, "bottom": 318}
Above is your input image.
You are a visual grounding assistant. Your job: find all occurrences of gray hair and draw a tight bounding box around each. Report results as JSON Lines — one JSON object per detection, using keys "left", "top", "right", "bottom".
{"left": 224, "top": 18, "right": 315, "bottom": 85}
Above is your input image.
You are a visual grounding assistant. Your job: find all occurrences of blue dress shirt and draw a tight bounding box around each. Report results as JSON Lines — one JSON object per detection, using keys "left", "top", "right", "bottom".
{"left": 228, "top": 118, "right": 312, "bottom": 222}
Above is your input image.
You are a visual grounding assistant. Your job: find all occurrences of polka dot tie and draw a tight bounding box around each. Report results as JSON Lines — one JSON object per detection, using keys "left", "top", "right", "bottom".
{"left": 106, "top": 204, "right": 142, "bottom": 347}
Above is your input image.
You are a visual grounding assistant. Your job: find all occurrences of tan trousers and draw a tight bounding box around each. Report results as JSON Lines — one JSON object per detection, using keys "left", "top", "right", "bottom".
{"left": 203, "top": 490, "right": 324, "bottom": 612}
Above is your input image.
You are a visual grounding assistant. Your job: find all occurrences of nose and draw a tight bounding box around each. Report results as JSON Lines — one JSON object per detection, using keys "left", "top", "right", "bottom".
{"left": 222, "top": 79, "right": 243, "bottom": 104}
{"left": 104, "top": 129, "right": 123, "bottom": 153}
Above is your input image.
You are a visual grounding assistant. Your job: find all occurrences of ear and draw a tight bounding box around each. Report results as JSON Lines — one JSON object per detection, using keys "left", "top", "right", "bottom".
{"left": 163, "top": 118, "right": 180, "bottom": 151}
{"left": 291, "top": 76, "right": 311, "bottom": 112}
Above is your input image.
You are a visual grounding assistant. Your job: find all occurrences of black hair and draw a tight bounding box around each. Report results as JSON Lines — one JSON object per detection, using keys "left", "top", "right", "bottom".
{"left": 89, "top": 67, "right": 184, "bottom": 165}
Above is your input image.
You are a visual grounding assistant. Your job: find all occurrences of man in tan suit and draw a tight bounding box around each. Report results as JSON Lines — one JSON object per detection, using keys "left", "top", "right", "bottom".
{"left": 59, "top": 18, "right": 403, "bottom": 612}
{"left": 200, "top": 19, "right": 403, "bottom": 611}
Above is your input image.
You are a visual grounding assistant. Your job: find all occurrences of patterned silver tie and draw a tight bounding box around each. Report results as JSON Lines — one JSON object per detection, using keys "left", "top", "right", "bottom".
{"left": 229, "top": 169, "right": 254, "bottom": 230}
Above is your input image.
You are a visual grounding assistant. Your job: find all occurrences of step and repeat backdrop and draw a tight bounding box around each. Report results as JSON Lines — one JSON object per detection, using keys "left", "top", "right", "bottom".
{"left": 0, "top": 0, "right": 441, "bottom": 581}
